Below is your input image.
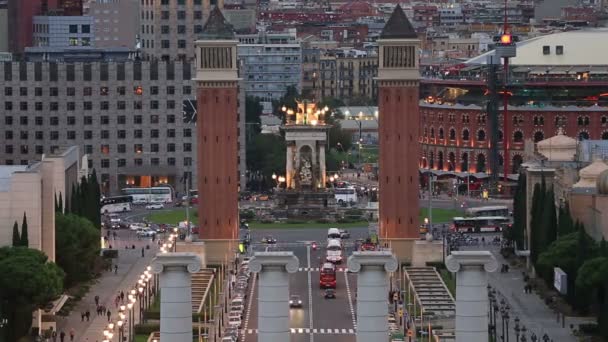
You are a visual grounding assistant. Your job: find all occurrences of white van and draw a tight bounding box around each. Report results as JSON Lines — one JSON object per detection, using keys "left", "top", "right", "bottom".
{"left": 327, "top": 228, "right": 341, "bottom": 240}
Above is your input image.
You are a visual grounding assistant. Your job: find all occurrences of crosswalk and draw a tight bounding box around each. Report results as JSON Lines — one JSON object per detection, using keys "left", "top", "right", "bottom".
{"left": 298, "top": 267, "right": 349, "bottom": 272}
{"left": 243, "top": 328, "right": 356, "bottom": 335}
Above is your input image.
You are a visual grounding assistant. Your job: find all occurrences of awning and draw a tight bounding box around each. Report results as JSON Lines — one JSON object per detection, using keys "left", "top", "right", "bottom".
{"left": 569, "top": 66, "right": 590, "bottom": 73}
{"left": 589, "top": 67, "right": 608, "bottom": 75}
{"left": 512, "top": 66, "right": 532, "bottom": 73}
{"left": 546, "top": 67, "right": 571, "bottom": 75}
{"left": 528, "top": 67, "right": 549, "bottom": 75}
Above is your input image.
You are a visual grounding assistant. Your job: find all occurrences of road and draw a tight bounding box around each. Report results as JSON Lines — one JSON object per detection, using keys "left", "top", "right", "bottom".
{"left": 242, "top": 228, "right": 369, "bottom": 342}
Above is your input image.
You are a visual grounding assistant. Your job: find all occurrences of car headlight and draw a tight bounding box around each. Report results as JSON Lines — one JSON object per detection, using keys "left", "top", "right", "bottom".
{"left": 289, "top": 300, "right": 293, "bottom": 304}
{"left": 298, "top": 300, "right": 302, "bottom": 304}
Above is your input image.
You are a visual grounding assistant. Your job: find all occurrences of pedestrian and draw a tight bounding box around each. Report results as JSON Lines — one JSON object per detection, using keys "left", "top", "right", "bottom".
{"left": 107, "top": 310, "right": 112, "bottom": 322}
{"left": 113, "top": 231, "right": 117, "bottom": 240}
{"left": 59, "top": 331, "right": 65, "bottom": 342}
{"left": 52, "top": 331, "right": 57, "bottom": 342}
{"left": 120, "top": 291, "right": 125, "bottom": 302}
{"left": 85, "top": 310, "right": 90, "bottom": 321}
{"left": 114, "top": 264, "right": 118, "bottom": 274}
{"left": 81, "top": 312, "right": 85, "bottom": 322}
{"left": 94, "top": 295, "right": 99, "bottom": 306}
{"left": 96, "top": 306, "right": 101, "bottom": 316}
{"left": 69, "top": 328, "right": 75, "bottom": 342}
{"left": 141, "top": 247, "right": 145, "bottom": 257}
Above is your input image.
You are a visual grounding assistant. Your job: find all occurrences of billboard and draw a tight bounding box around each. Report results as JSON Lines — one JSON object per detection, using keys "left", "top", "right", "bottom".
{"left": 554, "top": 267, "right": 567, "bottom": 295}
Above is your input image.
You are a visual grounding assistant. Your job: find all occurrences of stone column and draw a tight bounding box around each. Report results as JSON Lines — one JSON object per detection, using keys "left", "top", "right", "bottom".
{"left": 286, "top": 144, "right": 294, "bottom": 189}
{"left": 319, "top": 144, "right": 327, "bottom": 187}
{"left": 445, "top": 251, "right": 498, "bottom": 342}
{"left": 347, "top": 251, "right": 398, "bottom": 342}
{"left": 151, "top": 253, "right": 202, "bottom": 342}
{"left": 249, "top": 252, "right": 299, "bottom": 342}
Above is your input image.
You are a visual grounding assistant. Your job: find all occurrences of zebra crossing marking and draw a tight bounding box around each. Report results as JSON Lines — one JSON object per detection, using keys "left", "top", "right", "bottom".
{"left": 297, "top": 267, "right": 348, "bottom": 272}
{"left": 243, "top": 328, "right": 355, "bottom": 335}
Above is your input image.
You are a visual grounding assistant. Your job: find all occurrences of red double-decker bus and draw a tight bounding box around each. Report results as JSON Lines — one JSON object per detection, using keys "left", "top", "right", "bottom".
{"left": 319, "top": 262, "right": 336, "bottom": 289}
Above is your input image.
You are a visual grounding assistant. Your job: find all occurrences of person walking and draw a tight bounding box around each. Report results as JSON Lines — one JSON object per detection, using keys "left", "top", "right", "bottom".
{"left": 59, "top": 331, "right": 65, "bottom": 342}
{"left": 85, "top": 310, "right": 90, "bottom": 321}
{"left": 114, "top": 264, "right": 118, "bottom": 274}
{"left": 141, "top": 247, "right": 145, "bottom": 257}
{"left": 107, "top": 310, "right": 112, "bottom": 322}
{"left": 81, "top": 312, "right": 85, "bottom": 322}
{"left": 94, "top": 295, "right": 99, "bottom": 306}
{"left": 69, "top": 328, "right": 75, "bottom": 342}
{"left": 120, "top": 291, "right": 125, "bottom": 302}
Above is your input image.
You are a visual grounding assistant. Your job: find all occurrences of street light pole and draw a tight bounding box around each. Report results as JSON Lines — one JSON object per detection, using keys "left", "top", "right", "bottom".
{"left": 428, "top": 175, "right": 434, "bottom": 233}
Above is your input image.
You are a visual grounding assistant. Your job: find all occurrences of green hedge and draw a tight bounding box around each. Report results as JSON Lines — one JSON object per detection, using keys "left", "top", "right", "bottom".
{"left": 102, "top": 249, "right": 118, "bottom": 258}
{"left": 240, "top": 209, "right": 256, "bottom": 220}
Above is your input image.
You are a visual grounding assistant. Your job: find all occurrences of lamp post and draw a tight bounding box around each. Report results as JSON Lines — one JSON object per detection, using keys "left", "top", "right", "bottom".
{"left": 514, "top": 316, "right": 520, "bottom": 341}
{"left": 127, "top": 302, "right": 134, "bottom": 342}
{"left": 520, "top": 325, "right": 528, "bottom": 342}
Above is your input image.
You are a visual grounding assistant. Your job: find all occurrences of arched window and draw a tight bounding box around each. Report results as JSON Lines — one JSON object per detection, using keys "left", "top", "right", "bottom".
{"left": 534, "top": 131, "right": 544, "bottom": 142}
{"left": 461, "top": 153, "right": 469, "bottom": 172}
{"left": 477, "top": 129, "right": 486, "bottom": 141}
{"left": 579, "top": 131, "right": 590, "bottom": 140}
{"left": 498, "top": 130, "right": 503, "bottom": 141}
{"left": 602, "top": 116, "right": 608, "bottom": 125}
{"left": 422, "top": 155, "right": 427, "bottom": 168}
{"left": 423, "top": 127, "right": 428, "bottom": 138}
{"left": 429, "top": 152, "right": 435, "bottom": 169}
{"left": 448, "top": 152, "right": 456, "bottom": 171}
{"left": 437, "top": 151, "right": 444, "bottom": 170}
{"left": 476, "top": 153, "right": 486, "bottom": 173}
{"left": 430, "top": 128, "right": 435, "bottom": 139}
{"left": 449, "top": 128, "right": 456, "bottom": 140}
{"left": 498, "top": 154, "right": 504, "bottom": 166}
{"left": 462, "top": 129, "right": 470, "bottom": 141}
{"left": 439, "top": 128, "right": 445, "bottom": 140}
{"left": 602, "top": 131, "right": 608, "bottom": 140}
{"left": 513, "top": 131, "right": 524, "bottom": 142}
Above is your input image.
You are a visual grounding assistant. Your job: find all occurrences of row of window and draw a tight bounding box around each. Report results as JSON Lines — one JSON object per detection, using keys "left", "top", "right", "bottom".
{"left": 4, "top": 129, "right": 193, "bottom": 140}
{"left": 5, "top": 143, "right": 194, "bottom": 154}
{"left": 4, "top": 100, "right": 181, "bottom": 111}
{"left": 4, "top": 115, "right": 182, "bottom": 126}
{"left": 425, "top": 113, "right": 608, "bottom": 127}
{"left": 2, "top": 61, "right": 191, "bottom": 82}
{"left": 3, "top": 157, "right": 192, "bottom": 167}
{"left": 3, "top": 85, "right": 191, "bottom": 97}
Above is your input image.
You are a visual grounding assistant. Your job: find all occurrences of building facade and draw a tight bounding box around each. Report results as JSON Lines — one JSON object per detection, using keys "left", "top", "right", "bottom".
{"left": 86, "top": 0, "right": 139, "bottom": 48}
{"left": 237, "top": 32, "right": 302, "bottom": 102}
{"left": 317, "top": 51, "right": 377, "bottom": 100}
{"left": 0, "top": 1, "right": 7, "bottom": 52}
{"left": 32, "top": 15, "right": 94, "bottom": 47}
{"left": 0, "top": 59, "right": 246, "bottom": 196}
{"left": 139, "top": 0, "right": 223, "bottom": 61}
{"left": 0, "top": 146, "right": 81, "bottom": 261}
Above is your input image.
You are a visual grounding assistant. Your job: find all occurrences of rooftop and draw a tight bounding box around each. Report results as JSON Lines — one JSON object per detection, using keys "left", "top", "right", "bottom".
{"left": 200, "top": 7, "right": 235, "bottom": 40}
{"left": 467, "top": 29, "right": 608, "bottom": 66}
{"left": 0, "top": 166, "right": 30, "bottom": 192}
{"left": 380, "top": 5, "right": 418, "bottom": 40}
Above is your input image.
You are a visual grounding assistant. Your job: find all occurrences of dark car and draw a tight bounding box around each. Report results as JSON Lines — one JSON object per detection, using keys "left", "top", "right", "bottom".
{"left": 324, "top": 289, "right": 336, "bottom": 299}
{"left": 339, "top": 229, "right": 350, "bottom": 239}
{"left": 289, "top": 295, "right": 303, "bottom": 308}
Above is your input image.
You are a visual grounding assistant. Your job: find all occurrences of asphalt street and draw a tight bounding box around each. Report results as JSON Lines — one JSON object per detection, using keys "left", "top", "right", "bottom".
{"left": 242, "top": 228, "right": 370, "bottom": 342}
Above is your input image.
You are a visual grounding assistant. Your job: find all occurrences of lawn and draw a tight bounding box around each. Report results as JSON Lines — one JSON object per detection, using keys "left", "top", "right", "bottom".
{"left": 147, "top": 207, "right": 461, "bottom": 227}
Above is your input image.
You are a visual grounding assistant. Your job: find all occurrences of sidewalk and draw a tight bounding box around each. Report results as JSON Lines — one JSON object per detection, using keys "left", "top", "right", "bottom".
{"left": 56, "top": 236, "right": 159, "bottom": 342}
{"left": 487, "top": 246, "right": 590, "bottom": 342}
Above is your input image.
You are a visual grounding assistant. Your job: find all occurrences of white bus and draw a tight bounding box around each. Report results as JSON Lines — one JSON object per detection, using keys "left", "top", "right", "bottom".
{"left": 334, "top": 187, "right": 357, "bottom": 204}
{"left": 122, "top": 187, "right": 173, "bottom": 204}
{"left": 465, "top": 206, "right": 510, "bottom": 217}
{"left": 326, "top": 239, "right": 343, "bottom": 264}
{"left": 100, "top": 196, "right": 133, "bottom": 214}
{"left": 452, "top": 216, "right": 511, "bottom": 233}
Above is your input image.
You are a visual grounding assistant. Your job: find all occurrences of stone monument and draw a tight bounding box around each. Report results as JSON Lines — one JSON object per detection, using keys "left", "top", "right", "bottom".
{"left": 275, "top": 100, "right": 335, "bottom": 219}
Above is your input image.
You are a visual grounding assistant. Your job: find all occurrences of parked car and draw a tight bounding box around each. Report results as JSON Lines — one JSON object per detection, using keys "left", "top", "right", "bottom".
{"left": 221, "top": 337, "right": 237, "bottom": 342}
{"left": 145, "top": 203, "right": 164, "bottom": 210}
{"left": 289, "top": 295, "right": 303, "bottom": 308}
{"left": 227, "top": 316, "right": 242, "bottom": 328}
{"left": 129, "top": 222, "right": 148, "bottom": 231}
{"left": 136, "top": 229, "right": 156, "bottom": 237}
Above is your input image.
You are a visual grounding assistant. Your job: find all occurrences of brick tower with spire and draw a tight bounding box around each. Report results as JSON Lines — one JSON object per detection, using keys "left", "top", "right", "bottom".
{"left": 377, "top": 5, "right": 423, "bottom": 262}
{"left": 194, "top": 8, "right": 239, "bottom": 262}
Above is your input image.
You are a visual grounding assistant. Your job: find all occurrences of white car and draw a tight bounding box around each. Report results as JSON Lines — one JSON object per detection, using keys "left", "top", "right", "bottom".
{"left": 136, "top": 229, "right": 156, "bottom": 237}
{"left": 145, "top": 203, "right": 164, "bottom": 210}
{"left": 227, "top": 316, "right": 242, "bottom": 328}
{"left": 129, "top": 223, "right": 148, "bottom": 231}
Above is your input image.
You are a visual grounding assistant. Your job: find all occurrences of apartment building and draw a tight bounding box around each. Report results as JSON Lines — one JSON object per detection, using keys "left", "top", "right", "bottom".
{"left": 0, "top": 60, "right": 246, "bottom": 195}
{"left": 32, "top": 15, "right": 95, "bottom": 47}
{"left": 139, "top": 0, "right": 223, "bottom": 61}
{"left": 318, "top": 50, "right": 377, "bottom": 101}
{"left": 86, "top": 0, "right": 139, "bottom": 48}
{"left": 237, "top": 31, "right": 302, "bottom": 102}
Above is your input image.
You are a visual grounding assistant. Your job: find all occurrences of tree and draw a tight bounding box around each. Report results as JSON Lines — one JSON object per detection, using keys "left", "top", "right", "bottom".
{"left": 271, "top": 85, "right": 299, "bottom": 122}
{"left": 20, "top": 212, "right": 28, "bottom": 247}
{"left": 245, "top": 96, "right": 263, "bottom": 137}
{"left": 55, "top": 213, "right": 101, "bottom": 286}
{"left": 57, "top": 192, "right": 63, "bottom": 213}
{"left": 541, "top": 188, "right": 558, "bottom": 252}
{"left": 510, "top": 172, "right": 527, "bottom": 249}
{"left": 70, "top": 183, "right": 80, "bottom": 215}
{"left": 54, "top": 193, "right": 58, "bottom": 212}
{"left": 79, "top": 175, "right": 89, "bottom": 217}
{"left": 11, "top": 221, "right": 20, "bottom": 247}
{"left": 246, "top": 134, "right": 286, "bottom": 190}
{"left": 601, "top": 238, "right": 608, "bottom": 257}
{"left": 530, "top": 182, "right": 544, "bottom": 264}
{"left": 0, "top": 247, "right": 64, "bottom": 341}
{"left": 88, "top": 169, "right": 101, "bottom": 228}
{"left": 558, "top": 201, "right": 575, "bottom": 236}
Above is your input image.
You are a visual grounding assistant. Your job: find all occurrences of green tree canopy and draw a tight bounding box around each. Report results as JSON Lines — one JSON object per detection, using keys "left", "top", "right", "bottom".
{"left": 246, "top": 96, "right": 263, "bottom": 137}
{"left": 509, "top": 172, "right": 526, "bottom": 248}
{"left": 246, "top": 134, "right": 286, "bottom": 190}
{"left": 0, "top": 247, "right": 64, "bottom": 341}
{"left": 55, "top": 213, "right": 101, "bottom": 286}
{"left": 541, "top": 188, "right": 558, "bottom": 251}
{"left": 530, "top": 182, "right": 544, "bottom": 263}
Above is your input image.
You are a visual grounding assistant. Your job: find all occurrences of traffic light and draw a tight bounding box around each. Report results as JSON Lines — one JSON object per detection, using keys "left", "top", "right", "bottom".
{"left": 500, "top": 34, "right": 512, "bottom": 44}
{"left": 493, "top": 34, "right": 519, "bottom": 45}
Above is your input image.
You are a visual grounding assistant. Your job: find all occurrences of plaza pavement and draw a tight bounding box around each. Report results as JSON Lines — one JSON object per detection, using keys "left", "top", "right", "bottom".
{"left": 55, "top": 233, "right": 158, "bottom": 342}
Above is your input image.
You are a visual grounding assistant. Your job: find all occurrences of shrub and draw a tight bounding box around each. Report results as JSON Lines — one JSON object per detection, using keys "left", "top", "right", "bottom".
{"left": 286, "top": 219, "right": 306, "bottom": 224}
{"left": 344, "top": 208, "right": 364, "bottom": 218}
{"left": 426, "top": 261, "right": 446, "bottom": 269}
{"left": 240, "top": 209, "right": 256, "bottom": 220}
{"left": 316, "top": 218, "right": 331, "bottom": 224}
{"left": 337, "top": 217, "right": 357, "bottom": 223}
{"left": 260, "top": 218, "right": 274, "bottom": 224}
{"left": 579, "top": 323, "right": 599, "bottom": 335}
{"left": 102, "top": 249, "right": 118, "bottom": 259}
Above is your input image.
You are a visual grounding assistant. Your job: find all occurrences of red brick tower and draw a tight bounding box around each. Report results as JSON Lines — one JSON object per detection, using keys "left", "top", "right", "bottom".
{"left": 194, "top": 8, "right": 239, "bottom": 262}
{"left": 377, "top": 5, "right": 421, "bottom": 261}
